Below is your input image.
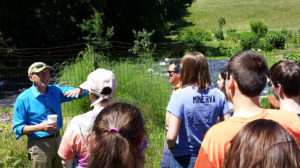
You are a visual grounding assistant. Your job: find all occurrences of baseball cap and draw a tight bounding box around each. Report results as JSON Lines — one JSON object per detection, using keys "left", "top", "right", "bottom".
{"left": 79, "top": 68, "right": 117, "bottom": 106}
{"left": 28, "top": 62, "right": 54, "bottom": 75}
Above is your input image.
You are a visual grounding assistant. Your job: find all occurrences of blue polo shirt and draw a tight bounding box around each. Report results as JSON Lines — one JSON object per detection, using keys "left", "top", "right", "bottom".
{"left": 13, "top": 84, "right": 87, "bottom": 140}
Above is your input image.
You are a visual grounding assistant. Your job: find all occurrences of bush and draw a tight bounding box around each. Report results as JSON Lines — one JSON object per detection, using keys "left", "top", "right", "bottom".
{"left": 239, "top": 32, "right": 258, "bottom": 50}
{"left": 217, "top": 17, "right": 226, "bottom": 29}
{"left": 284, "top": 52, "right": 300, "bottom": 64}
{"left": 213, "top": 28, "right": 224, "bottom": 40}
{"left": 265, "top": 31, "right": 286, "bottom": 49}
{"left": 250, "top": 20, "right": 268, "bottom": 38}
{"left": 179, "top": 29, "right": 212, "bottom": 43}
{"left": 226, "top": 28, "right": 240, "bottom": 42}
{"left": 129, "top": 29, "right": 156, "bottom": 61}
{"left": 219, "top": 43, "right": 241, "bottom": 57}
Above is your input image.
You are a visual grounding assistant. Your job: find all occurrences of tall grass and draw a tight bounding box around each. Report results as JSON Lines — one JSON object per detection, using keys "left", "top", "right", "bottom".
{"left": 57, "top": 47, "right": 172, "bottom": 167}
{"left": 0, "top": 109, "right": 30, "bottom": 167}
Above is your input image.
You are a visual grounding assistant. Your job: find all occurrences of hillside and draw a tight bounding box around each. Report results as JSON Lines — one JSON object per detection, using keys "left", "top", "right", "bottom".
{"left": 183, "top": 0, "right": 300, "bottom": 31}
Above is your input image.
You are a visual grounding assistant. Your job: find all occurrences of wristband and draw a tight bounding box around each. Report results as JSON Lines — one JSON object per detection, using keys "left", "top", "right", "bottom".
{"left": 77, "top": 87, "right": 83, "bottom": 93}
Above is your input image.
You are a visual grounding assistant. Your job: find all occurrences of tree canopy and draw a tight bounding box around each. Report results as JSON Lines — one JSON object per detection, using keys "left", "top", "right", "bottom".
{"left": 0, "top": 0, "right": 193, "bottom": 48}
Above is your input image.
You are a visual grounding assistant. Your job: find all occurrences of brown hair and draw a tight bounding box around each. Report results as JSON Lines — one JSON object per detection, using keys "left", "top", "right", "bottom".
{"left": 180, "top": 52, "right": 211, "bottom": 91}
{"left": 218, "top": 67, "right": 228, "bottom": 94}
{"left": 268, "top": 60, "right": 300, "bottom": 97}
{"left": 88, "top": 102, "right": 146, "bottom": 168}
{"left": 223, "top": 119, "right": 300, "bottom": 168}
{"left": 227, "top": 50, "right": 268, "bottom": 97}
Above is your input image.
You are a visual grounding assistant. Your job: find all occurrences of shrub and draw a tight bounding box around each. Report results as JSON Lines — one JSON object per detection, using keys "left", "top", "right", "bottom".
{"left": 284, "top": 52, "right": 300, "bottom": 65}
{"left": 219, "top": 45, "right": 241, "bottom": 57}
{"left": 226, "top": 28, "right": 239, "bottom": 42}
{"left": 79, "top": 11, "right": 114, "bottom": 49}
{"left": 129, "top": 29, "right": 156, "bottom": 62}
{"left": 250, "top": 20, "right": 268, "bottom": 38}
{"left": 213, "top": 28, "right": 224, "bottom": 40}
{"left": 265, "top": 31, "right": 286, "bottom": 49}
{"left": 217, "top": 17, "right": 226, "bottom": 29}
{"left": 239, "top": 32, "right": 258, "bottom": 50}
{"left": 179, "top": 29, "right": 212, "bottom": 43}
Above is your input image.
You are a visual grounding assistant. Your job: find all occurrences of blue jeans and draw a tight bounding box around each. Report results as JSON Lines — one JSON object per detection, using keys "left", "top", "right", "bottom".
{"left": 160, "top": 140, "right": 172, "bottom": 168}
{"left": 170, "top": 154, "right": 197, "bottom": 168}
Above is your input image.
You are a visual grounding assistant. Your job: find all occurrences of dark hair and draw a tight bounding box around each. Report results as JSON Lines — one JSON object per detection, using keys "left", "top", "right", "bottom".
{"left": 227, "top": 50, "right": 268, "bottom": 97}
{"left": 268, "top": 60, "right": 300, "bottom": 97}
{"left": 223, "top": 119, "right": 300, "bottom": 168}
{"left": 169, "top": 60, "right": 181, "bottom": 72}
{"left": 218, "top": 67, "right": 228, "bottom": 94}
{"left": 88, "top": 102, "right": 146, "bottom": 168}
{"left": 180, "top": 52, "right": 211, "bottom": 91}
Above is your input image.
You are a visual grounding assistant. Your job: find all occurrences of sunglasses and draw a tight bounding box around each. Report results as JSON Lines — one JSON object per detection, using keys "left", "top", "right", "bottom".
{"left": 167, "top": 70, "right": 179, "bottom": 75}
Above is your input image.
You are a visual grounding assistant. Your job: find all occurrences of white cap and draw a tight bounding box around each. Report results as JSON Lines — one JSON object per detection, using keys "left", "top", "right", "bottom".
{"left": 79, "top": 69, "right": 117, "bottom": 106}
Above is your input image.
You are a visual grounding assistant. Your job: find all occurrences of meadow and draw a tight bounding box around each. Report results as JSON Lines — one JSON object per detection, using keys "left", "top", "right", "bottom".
{"left": 184, "top": 0, "right": 300, "bottom": 31}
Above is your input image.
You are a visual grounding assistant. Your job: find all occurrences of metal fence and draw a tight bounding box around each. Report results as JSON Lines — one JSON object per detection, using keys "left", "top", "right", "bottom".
{"left": 1, "top": 42, "right": 298, "bottom": 108}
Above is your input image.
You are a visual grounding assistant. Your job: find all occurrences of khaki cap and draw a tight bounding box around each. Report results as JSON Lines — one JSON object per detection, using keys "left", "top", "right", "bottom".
{"left": 28, "top": 62, "right": 54, "bottom": 75}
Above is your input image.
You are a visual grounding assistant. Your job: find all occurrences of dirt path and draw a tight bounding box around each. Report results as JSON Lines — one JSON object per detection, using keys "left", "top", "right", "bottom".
{"left": 0, "top": 111, "right": 13, "bottom": 125}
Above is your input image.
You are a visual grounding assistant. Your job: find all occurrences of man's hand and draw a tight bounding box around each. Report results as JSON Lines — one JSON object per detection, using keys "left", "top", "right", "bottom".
{"left": 39, "top": 120, "right": 57, "bottom": 133}
{"left": 63, "top": 87, "right": 82, "bottom": 98}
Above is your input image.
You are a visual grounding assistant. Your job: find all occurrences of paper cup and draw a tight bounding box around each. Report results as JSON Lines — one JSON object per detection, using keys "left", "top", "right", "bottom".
{"left": 47, "top": 114, "right": 58, "bottom": 123}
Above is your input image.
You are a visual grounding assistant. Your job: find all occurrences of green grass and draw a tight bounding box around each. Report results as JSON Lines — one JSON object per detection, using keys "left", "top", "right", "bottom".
{"left": 57, "top": 47, "right": 171, "bottom": 167}
{"left": 0, "top": 108, "right": 12, "bottom": 114}
{"left": 184, "top": 0, "right": 300, "bottom": 31}
{"left": 260, "top": 97, "right": 270, "bottom": 108}
{"left": 0, "top": 114, "right": 30, "bottom": 167}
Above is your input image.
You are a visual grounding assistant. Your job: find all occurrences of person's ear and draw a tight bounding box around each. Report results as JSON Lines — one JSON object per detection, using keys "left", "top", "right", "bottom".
{"left": 28, "top": 75, "right": 33, "bottom": 82}
{"left": 228, "top": 75, "right": 235, "bottom": 90}
{"left": 278, "top": 84, "right": 284, "bottom": 94}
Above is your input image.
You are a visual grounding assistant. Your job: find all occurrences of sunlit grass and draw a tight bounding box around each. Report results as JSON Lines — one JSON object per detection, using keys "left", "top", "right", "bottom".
{"left": 184, "top": 0, "right": 300, "bottom": 31}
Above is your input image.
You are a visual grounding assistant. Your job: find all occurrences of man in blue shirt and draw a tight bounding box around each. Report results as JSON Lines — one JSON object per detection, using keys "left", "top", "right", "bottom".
{"left": 13, "top": 62, "right": 87, "bottom": 168}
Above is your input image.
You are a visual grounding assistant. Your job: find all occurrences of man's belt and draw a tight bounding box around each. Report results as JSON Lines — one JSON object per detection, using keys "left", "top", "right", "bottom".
{"left": 38, "top": 132, "right": 60, "bottom": 139}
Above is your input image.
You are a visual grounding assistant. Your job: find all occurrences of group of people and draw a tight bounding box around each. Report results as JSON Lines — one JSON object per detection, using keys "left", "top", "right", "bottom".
{"left": 13, "top": 63, "right": 147, "bottom": 168}
{"left": 12, "top": 49, "right": 300, "bottom": 168}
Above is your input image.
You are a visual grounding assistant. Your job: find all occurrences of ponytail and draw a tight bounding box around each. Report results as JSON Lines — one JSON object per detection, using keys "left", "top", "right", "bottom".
{"left": 88, "top": 102, "right": 146, "bottom": 168}
{"left": 88, "top": 132, "right": 135, "bottom": 168}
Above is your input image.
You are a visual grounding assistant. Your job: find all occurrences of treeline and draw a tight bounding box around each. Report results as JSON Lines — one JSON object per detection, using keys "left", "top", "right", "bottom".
{"left": 0, "top": 0, "right": 193, "bottom": 48}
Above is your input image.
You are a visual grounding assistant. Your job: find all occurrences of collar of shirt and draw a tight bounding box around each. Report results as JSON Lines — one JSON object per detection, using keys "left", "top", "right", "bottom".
{"left": 30, "top": 84, "right": 45, "bottom": 98}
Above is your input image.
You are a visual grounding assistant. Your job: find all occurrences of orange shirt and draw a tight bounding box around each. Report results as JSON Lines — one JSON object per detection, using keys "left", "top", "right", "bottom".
{"left": 194, "top": 109, "right": 300, "bottom": 168}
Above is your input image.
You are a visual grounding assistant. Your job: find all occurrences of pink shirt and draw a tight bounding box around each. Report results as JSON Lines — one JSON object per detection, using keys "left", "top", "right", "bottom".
{"left": 58, "top": 107, "right": 103, "bottom": 168}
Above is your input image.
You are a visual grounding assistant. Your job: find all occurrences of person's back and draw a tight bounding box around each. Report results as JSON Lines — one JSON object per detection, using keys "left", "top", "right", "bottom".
{"left": 223, "top": 119, "right": 300, "bottom": 168}
{"left": 194, "top": 50, "right": 300, "bottom": 168}
{"left": 58, "top": 69, "right": 117, "bottom": 168}
{"left": 166, "top": 52, "right": 230, "bottom": 168}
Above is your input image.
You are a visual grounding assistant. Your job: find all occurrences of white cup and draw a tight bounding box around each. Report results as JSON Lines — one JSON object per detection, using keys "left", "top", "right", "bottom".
{"left": 47, "top": 114, "right": 58, "bottom": 123}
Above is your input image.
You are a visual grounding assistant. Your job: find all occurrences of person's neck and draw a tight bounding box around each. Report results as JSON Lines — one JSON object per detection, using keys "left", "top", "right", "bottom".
{"left": 93, "top": 100, "right": 110, "bottom": 109}
{"left": 280, "top": 97, "right": 300, "bottom": 114}
{"left": 232, "top": 94, "right": 263, "bottom": 118}
{"left": 35, "top": 85, "right": 47, "bottom": 95}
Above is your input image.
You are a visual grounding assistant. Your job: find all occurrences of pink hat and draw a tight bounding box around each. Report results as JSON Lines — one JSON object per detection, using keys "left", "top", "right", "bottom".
{"left": 79, "top": 69, "right": 117, "bottom": 106}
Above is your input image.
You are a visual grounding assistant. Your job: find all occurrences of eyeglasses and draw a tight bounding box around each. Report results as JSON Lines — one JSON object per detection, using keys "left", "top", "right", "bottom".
{"left": 167, "top": 71, "right": 179, "bottom": 75}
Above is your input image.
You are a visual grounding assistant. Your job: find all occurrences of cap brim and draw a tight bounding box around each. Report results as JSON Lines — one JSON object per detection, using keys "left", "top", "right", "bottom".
{"left": 79, "top": 80, "right": 90, "bottom": 91}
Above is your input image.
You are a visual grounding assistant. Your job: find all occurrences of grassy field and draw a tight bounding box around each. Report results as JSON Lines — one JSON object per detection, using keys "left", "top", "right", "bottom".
{"left": 184, "top": 0, "right": 300, "bottom": 31}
